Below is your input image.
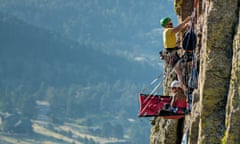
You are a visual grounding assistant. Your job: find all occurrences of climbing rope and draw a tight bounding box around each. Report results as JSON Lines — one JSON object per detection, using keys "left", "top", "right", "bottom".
{"left": 138, "top": 72, "right": 165, "bottom": 115}
{"left": 181, "top": 120, "right": 191, "bottom": 144}
{"left": 140, "top": 72, "right": 164, "bottom": 95}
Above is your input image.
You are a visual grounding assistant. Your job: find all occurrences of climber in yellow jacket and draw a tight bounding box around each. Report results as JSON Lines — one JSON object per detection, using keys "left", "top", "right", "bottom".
{"left": 160, "top": 16, "right": 191, "bottom": 50}
{"left": 160, "top": 16, "right": 191, "bottom": 90}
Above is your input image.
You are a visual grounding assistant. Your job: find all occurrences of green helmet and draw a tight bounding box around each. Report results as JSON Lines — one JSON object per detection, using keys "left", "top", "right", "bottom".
{"left": 160, "top": 17, "right": 171, "bottom": 27}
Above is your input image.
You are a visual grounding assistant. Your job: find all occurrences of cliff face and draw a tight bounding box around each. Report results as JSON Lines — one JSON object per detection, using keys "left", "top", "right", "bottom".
{"left": 224, "top": 5, "right": 240, "bottom": 143}
{"left": 150, "top": 0, "right": 240, "bottom": 144}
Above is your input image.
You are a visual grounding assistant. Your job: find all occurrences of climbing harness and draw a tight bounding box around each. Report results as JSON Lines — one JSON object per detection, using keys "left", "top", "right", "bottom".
{"left": 159, "top": 47, "right": 181, "bottom": 69}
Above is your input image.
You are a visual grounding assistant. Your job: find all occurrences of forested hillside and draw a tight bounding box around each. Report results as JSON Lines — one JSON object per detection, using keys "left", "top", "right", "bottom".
{"left": 0, "top": 12, "right": 157, "bottom": 144}
{"left": 0, "top": 12, "right": 157, "bottom": 86}
{"left": 0, "top": 0, "right": 176, "bottom": 59}
{"left": 0, "top": 1, "right": 176, "bottom": 143}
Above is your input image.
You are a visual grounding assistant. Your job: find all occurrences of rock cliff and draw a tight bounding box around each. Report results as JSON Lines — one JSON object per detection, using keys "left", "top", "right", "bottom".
{"left": 150, "top": 0, "right": 240, "bottom": 144}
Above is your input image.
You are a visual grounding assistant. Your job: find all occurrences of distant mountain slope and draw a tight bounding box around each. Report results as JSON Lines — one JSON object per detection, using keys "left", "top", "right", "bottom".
{"left": 0, "top": 13, "right": 156, "bottom": 144}
{"left": 0, "top": 0, "right": 177, "bottom": 59}
{"left": 0, "top": 12, "right": 160, "bottom": 87}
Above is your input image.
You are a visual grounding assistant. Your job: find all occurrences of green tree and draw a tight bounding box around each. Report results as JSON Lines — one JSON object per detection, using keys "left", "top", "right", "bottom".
{"left": 101, "top": 122, "right": 113, "bottom": 137}
{"left": 112, "top": 123, "right": 124, "bottom": 139}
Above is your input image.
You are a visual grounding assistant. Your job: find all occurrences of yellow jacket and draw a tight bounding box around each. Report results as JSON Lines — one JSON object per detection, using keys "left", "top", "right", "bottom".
{"left": 163, "top": 28, "right": 177, "bottom": 48}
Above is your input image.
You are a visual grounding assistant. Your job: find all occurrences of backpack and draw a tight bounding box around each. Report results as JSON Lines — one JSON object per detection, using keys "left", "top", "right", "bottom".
{"left": 182, "top": 24, "right": 196, "bottom": 51}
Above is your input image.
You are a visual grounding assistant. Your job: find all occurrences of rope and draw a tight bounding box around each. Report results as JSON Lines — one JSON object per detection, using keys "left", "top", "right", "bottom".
{"left": 138, "top": 73, "right": 165, "bottom": 116}
{"left": 139, "top": 80, "right": 164, "bottom": 116}
{"left": 181, "top": 120, "right": 191, "bottom": 144}
{"left": 140, "top": 72, "right": 164, "bottom": 94}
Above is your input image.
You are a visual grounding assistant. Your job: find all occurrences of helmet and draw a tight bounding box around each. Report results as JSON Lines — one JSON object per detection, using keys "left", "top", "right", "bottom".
{"left": 160, "top": 17, "right": 171, "bottom": 27}
{"left": 170, "top": 80, "right": 182, "bottom": 88}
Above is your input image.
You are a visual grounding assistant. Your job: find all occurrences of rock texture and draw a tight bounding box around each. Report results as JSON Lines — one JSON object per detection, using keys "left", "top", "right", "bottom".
{"left": 224, "top": 6, "right": 240, "bottom": 144}
{"left": 150, "top": 0, "right": 240, "bottom": 144}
